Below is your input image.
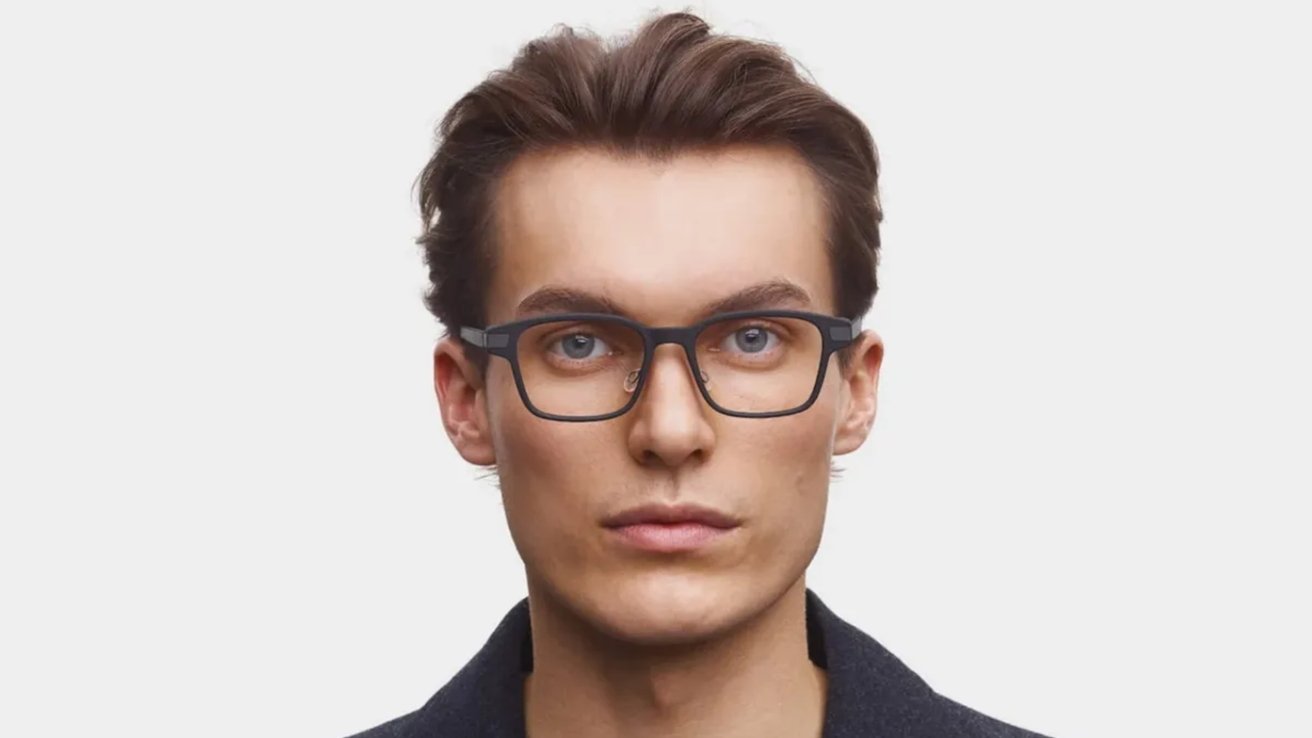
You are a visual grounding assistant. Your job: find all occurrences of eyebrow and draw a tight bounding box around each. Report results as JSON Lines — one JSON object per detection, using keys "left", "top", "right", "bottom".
{"left": 513, "top": 279, "right": 814, "bottom": 323}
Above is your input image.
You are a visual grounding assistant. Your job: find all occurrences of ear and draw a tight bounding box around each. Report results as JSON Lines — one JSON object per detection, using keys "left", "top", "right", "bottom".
{"left": 833, "top": 329, "right": 884, "bottom": 456}
{"left": 433, "top": 336, "right": 497, "bottom": 466}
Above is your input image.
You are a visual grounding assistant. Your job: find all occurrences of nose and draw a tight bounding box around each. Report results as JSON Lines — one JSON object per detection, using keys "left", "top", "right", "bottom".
{"left": 625, "top": 344, "right": 716, "bottom": 467}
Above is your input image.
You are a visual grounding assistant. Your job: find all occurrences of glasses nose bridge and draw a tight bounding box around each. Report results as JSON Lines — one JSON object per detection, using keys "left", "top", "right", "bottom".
{"left": 648, "top": 325, "right": 697, "bottom": 350}
{"left": 641, "top": 325, "right": 703, "bottom": 385}
{"left": 646, "top": 326, "right": 701, "bottom": 370}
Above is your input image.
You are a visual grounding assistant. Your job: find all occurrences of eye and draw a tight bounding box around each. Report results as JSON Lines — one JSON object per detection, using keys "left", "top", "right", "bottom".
{"left": 722, "top": 325, "right": 779, "bottom": 355}
{"left": 551, "top": 332, "right": 612, "bottom": 361}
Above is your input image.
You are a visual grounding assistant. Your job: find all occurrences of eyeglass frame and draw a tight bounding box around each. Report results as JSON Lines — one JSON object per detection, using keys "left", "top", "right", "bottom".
{"left": 458, "top": 308, "right": 864, "bottom": 422}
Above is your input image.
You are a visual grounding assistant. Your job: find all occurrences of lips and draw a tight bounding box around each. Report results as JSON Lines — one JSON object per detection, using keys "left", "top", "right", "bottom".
{"left": 601, "top": 503, "right": 742, "bottom": 529}
{"left": 601, "top": 503, "right": 742, "bottom": 554}
{"left": 609, "top": 522, "right": 734, "bottom": 552}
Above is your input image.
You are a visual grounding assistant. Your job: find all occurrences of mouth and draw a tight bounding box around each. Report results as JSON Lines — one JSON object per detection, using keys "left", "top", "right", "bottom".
{"left": 601, "top": 503, "right": 742, "bottom": 553}
{"left": 605, "top": 521, "right": 739, "bottom": 553}
{"left": 602, "top": 502, "right": 741, "bottom": 528}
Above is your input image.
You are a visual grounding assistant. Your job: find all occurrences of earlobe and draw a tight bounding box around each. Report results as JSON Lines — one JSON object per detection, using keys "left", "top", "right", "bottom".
{"left": 833, "top": 330, "right": 883, "bottom": 456}
{"left": 433, "top": 337, "right": 497, "bottom": 466}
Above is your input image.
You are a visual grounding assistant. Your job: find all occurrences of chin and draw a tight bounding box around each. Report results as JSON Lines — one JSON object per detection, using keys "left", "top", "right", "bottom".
{"left": 573, "top": 570, "right": 773, "bottom": 647}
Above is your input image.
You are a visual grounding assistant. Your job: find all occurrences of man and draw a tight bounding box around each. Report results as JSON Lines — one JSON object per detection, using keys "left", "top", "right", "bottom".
{"left": 350, "top": 10, "right": 1051, "bottom": 738}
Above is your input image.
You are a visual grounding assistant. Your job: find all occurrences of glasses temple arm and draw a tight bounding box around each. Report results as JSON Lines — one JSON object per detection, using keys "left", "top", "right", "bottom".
{"left": 459, "top": 326, "right": 486, "bottom": 347}
{"left": 459, "top": 326, "right": 510, "bottom": 349}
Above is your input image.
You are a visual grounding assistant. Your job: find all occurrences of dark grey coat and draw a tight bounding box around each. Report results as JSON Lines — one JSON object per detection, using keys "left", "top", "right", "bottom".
{"left": 347, "top": 589, "right": 1053, "bottom": 738}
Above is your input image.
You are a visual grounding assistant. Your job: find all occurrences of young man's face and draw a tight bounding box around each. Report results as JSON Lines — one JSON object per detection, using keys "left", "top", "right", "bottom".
{"left": 435, "top": 144, "right": 882, "bottom": 644}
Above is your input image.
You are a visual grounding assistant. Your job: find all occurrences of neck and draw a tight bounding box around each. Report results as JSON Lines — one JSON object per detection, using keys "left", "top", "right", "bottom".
{"left": 522, "top": 577, "right": 828, "bottom": 738}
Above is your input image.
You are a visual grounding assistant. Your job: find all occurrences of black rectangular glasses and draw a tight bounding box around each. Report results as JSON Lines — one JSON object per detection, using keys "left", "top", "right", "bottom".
{"left": 459, "top": 309, "right": 863, "bottom": 422}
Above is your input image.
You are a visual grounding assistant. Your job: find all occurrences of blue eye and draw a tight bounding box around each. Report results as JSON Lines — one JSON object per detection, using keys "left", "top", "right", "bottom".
{"left": 730, "top": 326, "right": 775, "bottom": 354}
{"left": 553, "top": 333, "right": 610, "bottom": 360}
{"left": 724, "top": 326, "right": 778, "bottom": 355}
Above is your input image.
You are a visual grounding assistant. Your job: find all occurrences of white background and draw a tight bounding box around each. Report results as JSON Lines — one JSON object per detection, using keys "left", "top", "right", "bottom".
{"left": 2, "top": 1, "right": 1308, "bottom": 736}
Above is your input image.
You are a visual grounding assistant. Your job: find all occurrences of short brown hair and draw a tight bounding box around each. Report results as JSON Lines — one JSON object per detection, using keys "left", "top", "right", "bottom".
{"left": 417, "top": 10, "right": 882, "bottom": 374}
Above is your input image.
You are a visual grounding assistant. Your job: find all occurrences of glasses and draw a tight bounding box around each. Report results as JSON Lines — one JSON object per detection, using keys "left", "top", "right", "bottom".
{"left": 458, "top": 309, "right": 862, "bottom": 422}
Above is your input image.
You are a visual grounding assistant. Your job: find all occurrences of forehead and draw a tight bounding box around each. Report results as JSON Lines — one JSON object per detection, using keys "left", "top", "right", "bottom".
{"left": 486, "top": 144, "right": 832, "bottom": 325}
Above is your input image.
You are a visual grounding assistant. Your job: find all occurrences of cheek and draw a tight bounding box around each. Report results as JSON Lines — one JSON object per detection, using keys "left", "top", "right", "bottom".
{"left": 743, "top": 411, "right": 834, "bottom": 517}
{"left": 485, "top": 367, "right": 612, "bottom": 571}
{"left": 734, "top": 380, "right": 841, "bottom": 547}
{"left": 746, "top": 369, "right": 841, "bottom": 476}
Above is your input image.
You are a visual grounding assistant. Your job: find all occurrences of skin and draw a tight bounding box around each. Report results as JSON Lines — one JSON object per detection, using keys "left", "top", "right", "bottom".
{"left": 433, "top": 143, "right": 884, "bottom": 738}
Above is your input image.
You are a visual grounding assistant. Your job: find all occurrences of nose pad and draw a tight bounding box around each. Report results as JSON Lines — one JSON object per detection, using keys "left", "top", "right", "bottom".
{"left": 623, "top": 367, "right": 710, "bottom": 393}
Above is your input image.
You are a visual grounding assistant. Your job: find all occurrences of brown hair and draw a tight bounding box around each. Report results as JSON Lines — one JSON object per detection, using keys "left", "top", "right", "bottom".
{"left": 416, "top": 10, "right": 882, "bottom": 375}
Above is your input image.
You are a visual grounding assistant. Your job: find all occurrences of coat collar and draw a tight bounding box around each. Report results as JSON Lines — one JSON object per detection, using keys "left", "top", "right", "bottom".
{"left": 405, "top": 588, "right": 969, "bottom": 738}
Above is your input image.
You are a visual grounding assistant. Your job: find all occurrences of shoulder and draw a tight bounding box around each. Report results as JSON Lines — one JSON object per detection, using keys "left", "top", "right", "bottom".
{"left": 805, "top": 589, "right": 1053, "bottom": 738}
{"left": 934, "top": 694, "right": 1054, "bottom": 738}
{"left": 341, "top": 598, "right": 533, "bottom": 738}
{"left": 342, "top": 710, "right": 421, "bottom": 738}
